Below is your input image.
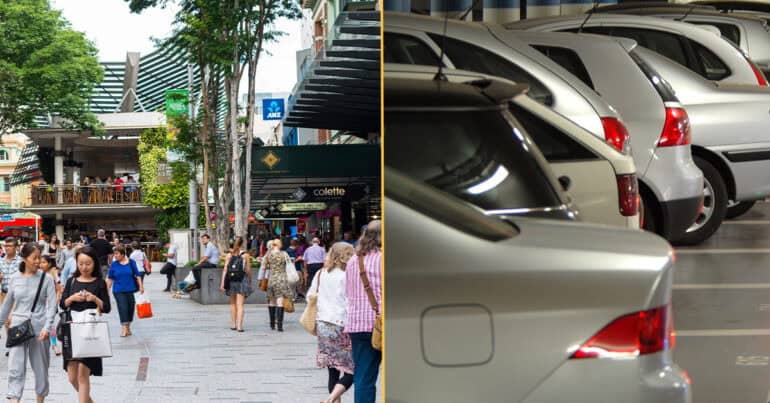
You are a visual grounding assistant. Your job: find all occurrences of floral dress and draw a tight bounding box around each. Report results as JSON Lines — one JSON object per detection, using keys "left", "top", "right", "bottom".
{"left": 265, "top": 250, "right": 292, "bottom": 300}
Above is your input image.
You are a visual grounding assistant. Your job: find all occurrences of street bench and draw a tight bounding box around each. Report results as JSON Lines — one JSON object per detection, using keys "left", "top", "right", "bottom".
{"left": 175, "top": 266, "right": 268, "bottom": 304}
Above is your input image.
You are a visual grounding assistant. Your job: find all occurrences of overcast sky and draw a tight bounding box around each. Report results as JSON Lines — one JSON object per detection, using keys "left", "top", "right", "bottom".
{"left": 50, "top": 0, "right": 304, "bottom": 94}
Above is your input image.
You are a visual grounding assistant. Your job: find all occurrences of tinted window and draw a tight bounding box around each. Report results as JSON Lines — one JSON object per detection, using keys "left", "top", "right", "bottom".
{"left": 690, "top": 40, "right": 731, "bottom": 80}
{"left": 608, "top": 27, "right": 690, "bottom": 68}
{"left": 629, "top": 50, "right": 679, "bottom": 103}
{"left": 384, "top": 33, "right": 442, "bottom": 66}
{"left": 385, "top": 110, "right": 562, "bottom": 213}
{"left": 507, "top": 103, "right": 598, "bottom": 162}
{"left": 688, "top": 21, "right": 741, "bottom": 45}
{"left": 426, "top": 33, "right": 555, "bottom": 105}
{"left": 531, "top": 45, "right": 595, "bottom": 89}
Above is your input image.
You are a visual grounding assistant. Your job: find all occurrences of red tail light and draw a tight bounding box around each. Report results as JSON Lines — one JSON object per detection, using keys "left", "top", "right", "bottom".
{"left": 570, "top": 305, "right": 671, "bottom": 359}
{"left": 601, "top": 117, "right": 630, "bottom": 154}
{"left": 657, "top": 107, "right": 691, "bottom": 147}
{"left": 747, "top": 57, "right": 769, "bottom": 86}
{"left": 617, "top": 174, "right": 639, "bottom": 217}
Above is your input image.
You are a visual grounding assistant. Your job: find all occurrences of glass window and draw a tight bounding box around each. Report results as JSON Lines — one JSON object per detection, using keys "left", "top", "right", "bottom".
{"left": 385, "top": 109, "right": 562, "bottom": 213}
{"left": 607, "top": 27, "right": 690, "bottom": 68}
{"left": 0, "top": 150, "right": 8, "bottom": 161}
{"left": 690, "top": 40, "right": 731, "bottom": 80}
{"left": 507, "top": 103, "right": 598, "bottom": 162}
{"left": 629, "top": 50, "right": 679, "bottom": 103}
{"left": 531, "top": 45, "right": 595, "bottom": 89}
{"left": 689, "top": 21, "right": 741, "bottom": 46}
{"left": 426, "top": 33, "right": 555, "bottom": 105}
{"left": 384, "top": 33, "right": 443, "bottom": 66}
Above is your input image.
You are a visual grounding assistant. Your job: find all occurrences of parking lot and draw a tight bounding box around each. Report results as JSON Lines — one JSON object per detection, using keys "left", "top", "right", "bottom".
{"left": 674, "top": 200, "right": 770, "bottom": 403}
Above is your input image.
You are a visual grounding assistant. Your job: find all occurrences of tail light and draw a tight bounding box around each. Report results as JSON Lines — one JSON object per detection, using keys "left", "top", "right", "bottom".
{"left": 657, "top": 107, "right": 691, "bottom": 147}
{"left": 617, "top": 174, "right": 639, "bottom": 217}
{"left": 570, "top": 305, "right": 671, "bottom": 359}
{"left": 747, "top": 57, "right": 769, "bottom": 86}
{"left": 601, "top": 117, "right": 630, "bottom": 154}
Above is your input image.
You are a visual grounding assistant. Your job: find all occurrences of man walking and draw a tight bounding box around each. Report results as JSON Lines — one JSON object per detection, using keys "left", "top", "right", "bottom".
{"left": 161, "top": 241, "right": 177, "bottom": 292}
{"left": 302, "top": 237, "right": 326, "bottom": 287}
{"left": 90, "top": 229, "right": 112, "bottom": 276}
{"left": 58, "top": 239, "right": 75, "bottom": 270}
{"left": 0, "top": 237, "right": 21, "bottom": 356}
{"left": 191, "top": 234, "right": 219, "bottom": 290}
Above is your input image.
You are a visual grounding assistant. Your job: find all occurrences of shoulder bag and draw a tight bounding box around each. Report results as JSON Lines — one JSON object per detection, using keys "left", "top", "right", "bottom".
{"left": 7, "top": 272, "right": 46, "bottom": 348}
{"left": 285, "top": 252, "right": 299, "bottom": 284}
{"left": 143, "top": 252, "right": 152, "bottom": 274}
{"left": 299, "top": 269, "right": 321, "bottom": 335}
{"left": 358, "top": 254, "right": 382, "bottom": 351}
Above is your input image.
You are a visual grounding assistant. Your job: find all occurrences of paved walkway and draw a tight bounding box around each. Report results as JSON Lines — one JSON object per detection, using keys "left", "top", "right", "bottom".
{"left": 0, "top": 264, "right": 382, "bottom": 402}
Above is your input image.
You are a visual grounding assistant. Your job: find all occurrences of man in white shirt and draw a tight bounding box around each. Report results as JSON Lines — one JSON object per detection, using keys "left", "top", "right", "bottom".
{"left": 161, "top": 241, "right": 177, "bottom": 292}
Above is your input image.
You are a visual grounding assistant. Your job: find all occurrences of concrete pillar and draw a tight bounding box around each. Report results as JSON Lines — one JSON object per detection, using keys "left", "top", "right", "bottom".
{"left": 55, "top": 212, "right": 64, "bottom": 241}
{"left": 54, "top": 135, "right": 64, "bottom": 204}
{"left": 384, "top": 0, "right": 410, "bottom": 12}
{"left": 483, "top": 0, "right": 520, "bottom": 23}
{"left": 525, "top": 0, "right": 561, "bottom": 19}
{"left": 431, "top": 0, "right": 473, "bottom": 20}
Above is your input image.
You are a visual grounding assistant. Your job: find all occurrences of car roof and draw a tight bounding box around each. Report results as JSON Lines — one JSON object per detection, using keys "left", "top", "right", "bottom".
{"left": 504, "top": 12, "right": 726, "bottom": 36}
{"left": 600, "top": 6, "right": 769, "bottom": 24}
{"left": 385, "top": 76, "right": 528, "bottom": 109}
{"left": 512, "top": 30, "right": 639, "bottom": 53}
{"left": 693, "top": 0, "right": 770, "bottom": 13}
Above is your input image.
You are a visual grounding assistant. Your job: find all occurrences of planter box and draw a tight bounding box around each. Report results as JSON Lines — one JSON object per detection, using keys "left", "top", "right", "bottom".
{"left": 175, "top": 266, "right": 268, "bottom": 304}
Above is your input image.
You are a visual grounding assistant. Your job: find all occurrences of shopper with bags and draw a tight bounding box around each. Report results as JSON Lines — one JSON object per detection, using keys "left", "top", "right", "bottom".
{"left": 60, "top": 246, "right": 111, "bottom": 403}
{"left": 345, "top": 220, "right": 383, "bottom": 403}
{"left": 263, "top": 239, "right": 295, "bottom": 332}
{"left": 220, "top": 236, "right": 252, "bottom": 332}
{"left": 106, "top": 245, "right": 144, "bottom": 337}
{"left": 306, "top": 242, "right": 356, "bottom": 403}
{"left": 0, "top": 242, "right": 58, "bottom": 403}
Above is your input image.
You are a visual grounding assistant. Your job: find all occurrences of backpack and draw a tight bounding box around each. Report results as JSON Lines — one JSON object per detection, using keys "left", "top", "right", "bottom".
{"left": 227, "top": 255, "right": 245, "bottom": 282}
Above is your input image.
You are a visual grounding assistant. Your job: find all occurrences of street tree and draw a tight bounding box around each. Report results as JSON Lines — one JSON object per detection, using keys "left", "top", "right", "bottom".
{"left": 0, "top": 0, "right": 103, "bottom": 134}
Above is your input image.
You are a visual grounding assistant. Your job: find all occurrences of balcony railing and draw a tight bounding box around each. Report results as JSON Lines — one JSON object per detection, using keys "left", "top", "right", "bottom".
{"left": 31, "top": 184, "right": 142, "bottom": 206}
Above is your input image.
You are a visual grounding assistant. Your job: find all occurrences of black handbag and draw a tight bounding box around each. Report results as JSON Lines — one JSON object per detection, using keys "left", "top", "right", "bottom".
{"left": 6, "top": 272, "right": 46, "bottom": 348}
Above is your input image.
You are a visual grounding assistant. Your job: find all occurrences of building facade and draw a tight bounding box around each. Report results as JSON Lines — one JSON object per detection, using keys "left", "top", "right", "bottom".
{"left": 0, "top": 134, "right": 29, "bottom": 208}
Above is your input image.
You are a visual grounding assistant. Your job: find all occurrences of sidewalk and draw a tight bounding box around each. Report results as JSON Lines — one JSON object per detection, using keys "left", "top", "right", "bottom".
{"left": 0, "top": 263, "right": 382, "bottom": 402}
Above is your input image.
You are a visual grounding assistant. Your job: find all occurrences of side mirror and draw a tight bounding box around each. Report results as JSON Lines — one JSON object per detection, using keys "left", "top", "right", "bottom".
{"left": 558, "top": 176, "right": 571, "bottom": 192}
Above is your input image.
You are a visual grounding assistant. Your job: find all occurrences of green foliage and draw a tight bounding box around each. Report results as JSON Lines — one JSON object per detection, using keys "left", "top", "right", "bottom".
{"left": 138, "top": 126, "right": 189, "bottom": 210}
{"left": 0, "top": 0, "right": 103, "bottom": 133}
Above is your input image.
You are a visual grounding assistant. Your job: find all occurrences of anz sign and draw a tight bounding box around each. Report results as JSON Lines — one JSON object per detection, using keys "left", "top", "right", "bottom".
{"left": 262, "top": 98, "right": 285, "bottom": 121}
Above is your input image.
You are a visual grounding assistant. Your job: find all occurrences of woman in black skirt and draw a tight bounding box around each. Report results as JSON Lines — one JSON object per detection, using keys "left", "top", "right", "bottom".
{"left": 60, "top": 247, "right": 111, "bottom": 403}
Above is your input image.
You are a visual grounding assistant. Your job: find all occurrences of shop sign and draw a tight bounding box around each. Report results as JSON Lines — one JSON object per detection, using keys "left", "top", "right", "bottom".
{"left": 165, "top": 89, "right": 189, "bottom": 119}
{"left": 277, "top": 202, "right": 327, "bottom": 212}
{"left": 0, "top": 215, "right": 12, "bottom": 222}
{"left": 262, "top": 98, "right": 285, "bottom": 120}
{"left": 292, "top": 185, "right": 367, "bottom": 201}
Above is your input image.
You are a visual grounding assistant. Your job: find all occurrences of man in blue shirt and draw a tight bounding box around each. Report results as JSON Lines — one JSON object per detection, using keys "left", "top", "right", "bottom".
{"left": 191, "top": 234, "right": 219, "bottom": 290}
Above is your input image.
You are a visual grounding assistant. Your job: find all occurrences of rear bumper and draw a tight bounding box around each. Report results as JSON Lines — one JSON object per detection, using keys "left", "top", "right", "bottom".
{"left": 660, "top": 196, "right": 702, "bottom": 241}
{"left": 523, "top": 353, "right": 691, "bottom": 403}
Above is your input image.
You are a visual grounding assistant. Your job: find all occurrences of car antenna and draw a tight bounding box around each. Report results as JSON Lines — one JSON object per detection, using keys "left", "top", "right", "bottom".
{"left": 433, "top": 10, "right": 451, "bottom": 81}
{"left": 578, "top": 0, "right": 601, "bottom": 33}
{"left": 458, "top": 0, "right": 482, "bottom": 21}
{"left": 675, "top": 4, "right": 697, "bottom": 21}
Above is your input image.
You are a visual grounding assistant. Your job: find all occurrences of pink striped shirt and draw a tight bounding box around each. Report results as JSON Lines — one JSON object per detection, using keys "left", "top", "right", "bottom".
{"left": 345, "top": 250, "right": 382, "bottom": 334}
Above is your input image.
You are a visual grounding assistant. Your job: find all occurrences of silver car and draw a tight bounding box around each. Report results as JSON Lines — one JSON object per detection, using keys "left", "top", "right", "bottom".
{"left": 632, "top": 46, "right": 770, "bottom": 241}
{"left": 506, "top": 13, "right": 766, "bottom": 86}
{"left": 507, "top": 30, "right": 704, "bottom": 241}
{"left": 593, "top": 4, "right": 770, "bottom": 74}
{"left": 385, "top": 76, "right": 691, "bottom": 403}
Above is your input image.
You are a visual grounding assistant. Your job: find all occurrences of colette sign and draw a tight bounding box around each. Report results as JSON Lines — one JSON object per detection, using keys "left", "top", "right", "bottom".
{"left": 293, "top": 186, "right": 367, "bottom": 202}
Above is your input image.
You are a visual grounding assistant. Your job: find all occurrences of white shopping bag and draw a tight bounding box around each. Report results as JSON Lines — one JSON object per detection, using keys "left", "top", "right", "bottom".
{"left": 184, "top": 271, "right": 196, "bottom": 286}
{"left": 70, "top": 309, "right": 112, "bottom": 359}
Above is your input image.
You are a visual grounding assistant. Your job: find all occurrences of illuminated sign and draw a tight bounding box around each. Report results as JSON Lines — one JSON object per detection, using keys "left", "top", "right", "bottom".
{"left": 277, "top": 202, "right": 327, "bottom": 212}
{"left": 262, "top": 98, "right": 285, "bottom": 120}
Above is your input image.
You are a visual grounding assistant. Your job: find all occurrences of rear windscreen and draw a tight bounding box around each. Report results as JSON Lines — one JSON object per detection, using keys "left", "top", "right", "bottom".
{"left": 629, "top": 50, "right": 680, "bottom": 103}
{"left": 385, "top": 109, "right": 563, "bottom": 213}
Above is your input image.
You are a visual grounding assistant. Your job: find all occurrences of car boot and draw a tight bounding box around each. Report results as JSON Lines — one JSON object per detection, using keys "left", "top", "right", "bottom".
{"left": 276, "top": 307, "right": 284, "bottom": 332}
{"left": 269, "top": 306, "right": 276, "bottom": 330}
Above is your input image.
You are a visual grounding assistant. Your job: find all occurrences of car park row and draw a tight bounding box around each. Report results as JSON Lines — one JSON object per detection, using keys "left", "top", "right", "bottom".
{"left": 384, "top": 4, "right": 770, "bottom": 402}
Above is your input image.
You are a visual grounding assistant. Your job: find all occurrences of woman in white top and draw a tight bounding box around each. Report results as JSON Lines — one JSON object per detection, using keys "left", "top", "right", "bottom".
{"left": 129, "top": 242, "right": 147, "bottom": 279}
{"left": 308, "top": 242, "right": 355, "bottom": 403}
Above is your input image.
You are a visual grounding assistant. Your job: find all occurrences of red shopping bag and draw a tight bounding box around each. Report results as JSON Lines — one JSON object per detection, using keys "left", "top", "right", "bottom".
{"left": 136, "top": 295, "right": 153, "bottom": 319}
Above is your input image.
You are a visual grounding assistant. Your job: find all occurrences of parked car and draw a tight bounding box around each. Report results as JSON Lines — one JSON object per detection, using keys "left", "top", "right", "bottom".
{"left": 384, "top": 76, "right": 691, "bottom": 403}
{"left": 387, "top": 64, "right": 640, "bottom": 228}
{"left": 592, "top": 4, "right": 770, "bottom": 75}
{"left": 384, "top": 12, "right": 625, "bottom": 142}
{"left": 508, "top": 31, "right": 704, "bottom": 240}
{"left": 632, "top": 45, "right": 770, "bottom": 239}
{"left": 505, "top": 13, "right": 768, "bottom": 87}
{"left": 692, "top": 0, "right": 770, "bottom": 24}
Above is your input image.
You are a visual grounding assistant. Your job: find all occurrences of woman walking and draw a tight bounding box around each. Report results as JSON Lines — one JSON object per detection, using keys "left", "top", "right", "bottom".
{"left": 60, "top": 246, "right": 111, "bottom": 403}
{"left": 219, "top": 237, "right": 252, "bottom": 332}
{"left": 345, "top": 221, "right": 383, "bottom": 403}
{"left": 263, "top": 239, "right": 293, "bottom": 332}
{"left": 106, "top": 245, "right": 144, "bottom": 337}
{"left": 39, "top": 256, "right": 62, "bottom": 356}
{"left": 309, "top": 242, "right": 356, "bottom": 403}
{"left": 129, "top": 241, "right": 148, "bottom": 280}
{"left": 0, "top": 243, "right": 57, "bottom": 403}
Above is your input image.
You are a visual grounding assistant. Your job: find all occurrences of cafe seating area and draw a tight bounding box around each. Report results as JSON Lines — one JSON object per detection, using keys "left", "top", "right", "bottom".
{"left": 31, "top": 185, "right": 142, "bottom": 205}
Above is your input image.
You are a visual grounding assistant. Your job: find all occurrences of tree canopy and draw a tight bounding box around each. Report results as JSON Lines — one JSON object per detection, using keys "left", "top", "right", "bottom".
{"left": 0, "top": 0, "right": 103, "bottom": 134}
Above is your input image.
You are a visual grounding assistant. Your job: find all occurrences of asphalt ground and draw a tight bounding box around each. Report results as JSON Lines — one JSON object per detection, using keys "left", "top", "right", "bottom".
{"left": 673, "top": 200, "right": 770, "bottom": 403}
